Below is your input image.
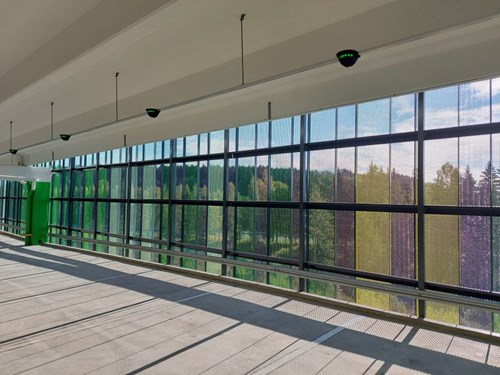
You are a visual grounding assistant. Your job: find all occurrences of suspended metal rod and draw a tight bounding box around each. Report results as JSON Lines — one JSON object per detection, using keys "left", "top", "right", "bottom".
{"left": 50, "top": 102, "right": 54, "bottom": 141}
{"left": 9, "top": 121, "right": 12, "bottom": 150}
{"left": 115, "top": 72, "right": 120, "bottom": 121}
{"left": 240, "top": 14, "right": 246, "bottom": 85}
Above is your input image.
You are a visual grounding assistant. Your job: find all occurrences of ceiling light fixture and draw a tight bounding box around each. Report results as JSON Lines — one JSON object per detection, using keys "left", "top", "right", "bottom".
{"left": 336, "top": 49, "right": 360, "bottom": 67}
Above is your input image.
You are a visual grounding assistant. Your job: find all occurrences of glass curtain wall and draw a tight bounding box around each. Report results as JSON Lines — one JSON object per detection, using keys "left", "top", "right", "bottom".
{"left": 3, "top": 76, "right": 500, "bottom": 333}
{"left": 0, "top": 180, "right": 28, "bottom": 235}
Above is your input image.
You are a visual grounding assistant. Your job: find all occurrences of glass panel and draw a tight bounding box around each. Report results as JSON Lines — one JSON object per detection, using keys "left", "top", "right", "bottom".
{"left": 209, "top": 130, "right": 224, "bottom": 154}
{"left": 71, "top": 170, "right": 83, "bottom": 198}
{"left": 83, "top": 170, "right": 95, "bottom": 198}
{"left": 142, "top": 203, "right": 160, "bottom": 240}
{"left": 109, "top": 202, "right": 126, "bottom": 236}
{"left": 391, "top": 142, "right": 415, "bottom": 204}
{"left": 237, "top": 157, "right": 254, "bottom": 201}
{"left": 96, "top": 202, "right": 108, "bottom": 233}
{"left": 493, "top": 134, "right": 500, "bottom": 206}
{"left": 270, "top": 153, "right": 292, "bottom": 201}
{"left": 424, "top": 85, "right": 458, "bottom": 130}
{"left": 238, "top": 124, "right": 255, "bottom": 151}
{"left": 459, "top": 80, "right": 490, "bottom": 126}
{"left": 130, "top": 166, "right": 143, "bottom": 200}
{"left": 308, "top": 209, "right": 335, "bottom": 265}
{"left": 177, "top": 205, "right": 207, "bottom": 246}
{"left": 269, "top": 208, "right": 299, "bottom": 260}
{"left": 199, "top": 133, "right": 208, "bottom": 155}
{"left": 271, "top": 117, "right": 293, "bottom": 147}
{"left": 391, "top": 94, "right": 415, "bottom": 133}
{"left": 208, "top": 160, "right": 223, "bottom": 200}
{"left": 97, "top": 169, "right": 109, "bottom": 198}
{"left": 144, "top": 165, "right": 161, "bottom": 199}
{"left": 425, "top": 138, "right": 458, "bottom": 205}
{"left": 493, "top": 78, "right": 500, "bottom": 123}
{"left": 336, "top": 148, "right": 355, "bottom": 202}
{"left": 185, "top": 135, "right": 198, "bottom": 156}
{"left": 129, "top": 203, "right": 141, "bottom": 238}
{"left": 175, "top": 138, "right": 184, "bottom": 157}
{"left": 292, "top": 116, "right": 300, "bottom": 145}
{"left": 207, "top": 206, "right": 223, "bottom": 248}
{"left": 199, "top": 161, "right": 208, "bottom": 200}
{"left": 356, "top": 212, "right": 390, "bottom": 275}
{"left": 357, "top": 144, "right": 389, "bottom": 204}
{"left": 309, "top": 109, "right": 335, "bottom": 142}
{"left": 391, "top": 213, "right": 415, "bottom": 279}
{"left": 425, "top": 214, "right": 459, "bottom": 286}
{"left": 358, "top": 98, "right": 389, "bottom": 137}
{"left": 131, "top": 145, "right": 143, "bottom": 162}
{"left": 459, "top": 135, "right": 490, "bottom": 207}
{"left": 235, "top": 207, "right": 267, "bottom": 256}
{"left": 110, "top": 168, "right": 127, "bottom": 199}
{"left": 337, "top": 105, "right": 355, "bottom": 139}
{"left": 82, "top": 202, "right": 94, "bottom": 231}
{"left": 257, "top": 122, "right": 268, "bottom": 149}
{"left": 184, "top": 162, "right": 198, "bottom": 199}
{"left": 308, "top": 150, "right": 335, "bottom": 202}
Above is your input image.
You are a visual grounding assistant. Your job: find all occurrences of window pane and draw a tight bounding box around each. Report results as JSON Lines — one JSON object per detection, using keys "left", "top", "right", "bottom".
{"left": 308, "top": 150, "right": 334, "bottom": 202}
{"left": 358, "top": 98, "right": 389, "bottom": 137}
{"left": 425, "top": 138, "right": 458, "bottom": 205}
{"left": 391, "top": 142, "right": 415, "bottom": 204}
{"left": 271, "top": 117, "right": 293, "bottom": 147}
{"left": 238, "top": 124, "right": 255, "bottom": 151}
{"left": 424, "top": 85, "right": 458, "bottom": 130}
{"left": 185, "top": 135, "right": 198, "bottom": 156}
{"left": 357, "top": 144, "right": 389, "bottom": 203}
{"left": 209, "top": 130, "right": 224, "bottom": 154}
{"left": 459, "top": 135, "right": 490, "bottom": 207}
{"left": 270, "top": 154, "right": 293, "bottom": 201}
{"left": 309, "top": 109, "right": 335, "bottom": 142}
{"left": 391, "top": 94, "right": 415, "bottom": 133}
{"left": 459, "top": 80, "right": 490, "bottom": 126}
{"left": 269, "top": 208, "right": 299, "bottom": 259}
{"left": 208, "top": 160, "right": 223, "bottom": 200}
{"left": 257, "top": 122, "right": 269, "bottom": 149}
{"left": 337, "top": 105, "right": 355, "bottom": 139}
{"left": 337, "top": 148, "right": 355, "bottom": 202}
{"left": 493, "top": 78, "right": 500, "bottom": 122}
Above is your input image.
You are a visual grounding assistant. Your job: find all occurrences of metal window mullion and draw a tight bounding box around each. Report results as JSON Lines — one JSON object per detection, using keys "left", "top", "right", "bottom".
{"left": 417, "top": 91, "right": 426, "bottom": 318}
{"left": 221, "top": 129, "right": 230, "bottom": 276}
{"left": 67, "top": 158, "right": 75, "bottom": 244}
{"left": 353, "top": 104, "right": 358, "bottom": 286}
{"left": 124, "top": 146, "right": 132, "bottom": 257}
{"left": 298, "top": 114, "right": 307, "bottom": 291}
{"left": 267, "top": 120, "right": 272, "bottom": 284}
{"left": 167, "top": 140, "right": 174, "bottom": 264}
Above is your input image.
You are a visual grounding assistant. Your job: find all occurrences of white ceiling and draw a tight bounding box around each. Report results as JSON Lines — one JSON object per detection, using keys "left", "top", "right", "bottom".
{"left": 1, "top": 0, "right": 500, "bottom": 165}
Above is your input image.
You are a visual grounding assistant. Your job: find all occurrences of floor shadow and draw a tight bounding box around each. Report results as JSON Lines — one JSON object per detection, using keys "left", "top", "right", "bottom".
{"left": 0, "top": 240, "right": 498, "bottom": 374}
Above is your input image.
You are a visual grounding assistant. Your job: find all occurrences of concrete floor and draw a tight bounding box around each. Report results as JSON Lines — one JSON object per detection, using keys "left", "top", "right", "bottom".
{"left": 0, "top": 235, "right": 499, "bottom": 375}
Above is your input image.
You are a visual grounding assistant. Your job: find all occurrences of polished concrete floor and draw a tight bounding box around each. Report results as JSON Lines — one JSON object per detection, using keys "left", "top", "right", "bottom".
{"left": 0, "top": 235, "right": 499, "bottom": 374}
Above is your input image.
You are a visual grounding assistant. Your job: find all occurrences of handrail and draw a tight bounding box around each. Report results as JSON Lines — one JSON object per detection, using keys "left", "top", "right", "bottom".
{"left": 48, "top": 233, "right": 500, "bottom": 313}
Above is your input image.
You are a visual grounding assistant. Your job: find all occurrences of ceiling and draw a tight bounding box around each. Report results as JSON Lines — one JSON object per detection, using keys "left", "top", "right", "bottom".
{"left": 2, "top": 0, "right": 500, "bottom": 165}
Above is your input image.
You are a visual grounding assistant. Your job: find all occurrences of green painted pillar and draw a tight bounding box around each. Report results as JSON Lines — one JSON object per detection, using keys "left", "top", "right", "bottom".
{"left": 25, "top": 181, "right": 50, "bottom": 246}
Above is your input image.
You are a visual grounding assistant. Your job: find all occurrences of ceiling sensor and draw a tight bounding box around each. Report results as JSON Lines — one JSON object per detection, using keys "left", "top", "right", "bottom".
{"left": 337, "top": 49, "right": 360, "bottom": 67}
{"left": 146, "top": 108, "right": 161, "bottom": 118}
{"left": 60, "top": 134, "right": 71, "bottom": 141}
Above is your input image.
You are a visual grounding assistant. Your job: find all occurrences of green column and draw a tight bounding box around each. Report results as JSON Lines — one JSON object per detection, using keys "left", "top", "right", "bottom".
{"left": 25, "top": 181, "right": 50, "bottom": 246}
